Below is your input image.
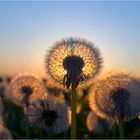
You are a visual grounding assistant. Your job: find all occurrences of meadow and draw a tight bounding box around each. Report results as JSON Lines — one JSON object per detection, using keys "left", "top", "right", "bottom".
{"left": 0, "top": 75, "right": 140, "bottom": 139}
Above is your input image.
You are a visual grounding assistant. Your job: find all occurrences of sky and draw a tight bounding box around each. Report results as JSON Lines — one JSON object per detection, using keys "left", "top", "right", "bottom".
{"left": 0, "top": 1, "right": 140, "bottom": 77}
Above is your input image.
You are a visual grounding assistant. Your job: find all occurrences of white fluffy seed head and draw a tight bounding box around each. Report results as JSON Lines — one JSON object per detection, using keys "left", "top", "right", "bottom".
{"left": 45, "top": 37, "right": 102, "bottom": 88}
{"left": 28, "top": 94, "right": 69, "bottom": 134}
{"left": 89, "top": 70, "right": 140, "bottom": 122}
{"left": 86, "top": 111, "right": 113, "bottom": 134}
{"left": 0, "top": 75, "right": 12, "bottom": 100}
{"left": 10, "top": 73, "right": 45, "bottom": 106}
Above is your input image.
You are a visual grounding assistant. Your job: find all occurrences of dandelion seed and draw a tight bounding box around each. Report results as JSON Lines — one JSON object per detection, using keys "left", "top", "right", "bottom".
{"left": 28, "top": 94, "right": 69, "bottom": 134}
{"left": 45, "top": 37, "right": 102, "bottom": 88}
{"left": 86, "top": 111, "right": 113, "bottom": 134}
{"left": 10, "top": 73, "right": 45, "bottom": 106}
{"left": 89, "top": 71, "right": 140, "bottom": 122}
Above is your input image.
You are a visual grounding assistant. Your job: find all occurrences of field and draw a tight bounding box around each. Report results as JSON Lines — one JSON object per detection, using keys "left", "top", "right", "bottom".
{"left": 0, "top": 75, "right": 140, "bottom": 139}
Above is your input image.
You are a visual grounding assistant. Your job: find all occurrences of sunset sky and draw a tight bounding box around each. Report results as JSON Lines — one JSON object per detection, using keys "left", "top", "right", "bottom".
{"left": 0, "top": 1, "right": 140, "bottom": 77}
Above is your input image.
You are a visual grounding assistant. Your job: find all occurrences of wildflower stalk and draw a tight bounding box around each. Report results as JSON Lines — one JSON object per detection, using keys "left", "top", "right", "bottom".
{"left": 25, "top": 106, "right": 29, "bottom": 138}
{"left": 63, "top": 131, "right": 67, "bottom": 139}
{"left": 112, "top": 123, "right": 118, "bottom": 139}
{"left": 25, "top": 115, "right": 29, "bottom": 138}
{"left": 71, "top": 84, "right": 77, "bottom": 139}
{"left": 48, "top": 133, "right": 52, "bottom": 139}
{"left": 39, "top": 128, "right": 43, "bottom": 139}
{"left": 118, "top": 118, "right": 125, "bottom": 139}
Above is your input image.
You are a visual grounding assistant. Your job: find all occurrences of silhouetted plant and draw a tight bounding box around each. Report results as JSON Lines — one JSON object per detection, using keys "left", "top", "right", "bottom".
{"left": 10, "top": 73, "right": 45, "bottom": 107}
{"left": 89, "top": 71, "right": 140, "bottom": 138}
{"left": 28, "top": 94, "right": 68, "bottom": 135}
{"left": 45, "top": 37, "right": 102, "bottom": 139}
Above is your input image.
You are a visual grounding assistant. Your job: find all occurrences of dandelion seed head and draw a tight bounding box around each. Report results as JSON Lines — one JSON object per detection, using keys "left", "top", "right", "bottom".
{"left": 42, "top": 110, "right": 58, "bottom": 127}
{"left": 28, "top": 94, "right": 69, "bottom": 134}
{"left": 10, "top": 73, "right": 45, "bottom": 106}
{"left": 0, "top": 75, "right": 13, "bottom": 100}
{"left": 86, "top": 111, "right": 113, "bottom": 134}
{"left": 63, "top": 55, "right": 85, "bottom": 88}
{"left": 21, "top": 86, "right": 33, "bottom": 96}
{"left": 111, "top": 87, "right": 130, "bottom": 119}
{"left": 89, "top": 71, "right": 140, "bottom": 122}
{"left": 45, "top": 37, "right": 102, "bottom": 88}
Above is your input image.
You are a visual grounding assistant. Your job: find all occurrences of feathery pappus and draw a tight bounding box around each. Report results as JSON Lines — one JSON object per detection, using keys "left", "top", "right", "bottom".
{"left": 28, "top": 94, "right": 69, "bottom": 134}
{"left": 45, "top": 37, "right": 102, "bottom": 88}
{"left": 89, "top": 71, "right": 140, "bottom": 122}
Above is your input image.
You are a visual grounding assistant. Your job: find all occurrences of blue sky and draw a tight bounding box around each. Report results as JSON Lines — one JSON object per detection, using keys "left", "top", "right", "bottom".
{"left": 0, "top": 1, "right": 140, "bottom": 76}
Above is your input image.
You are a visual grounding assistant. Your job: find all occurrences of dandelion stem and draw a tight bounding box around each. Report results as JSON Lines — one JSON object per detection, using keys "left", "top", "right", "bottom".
{"left": 63, "top": 131, "right": 67, "bottom": 139}
{"left": 71, "top": 84, "right": 77, "bottom": 139}
{"left": 25, "top": 106, "right": 29, "bottom": 138}
{"left": 39, "top": 128, "right": 43, "bottom": 139}
{"left": 48, "top": 133, "right": 52, "bottom": 139}
{"left": 112, "top": 123, "right": 118, "bottom": 139}
{"left": 25, "top": 115, "right": 29, "bottom": 138}
{"left": 118, "top": 118, "right": 125, "bottom": 139}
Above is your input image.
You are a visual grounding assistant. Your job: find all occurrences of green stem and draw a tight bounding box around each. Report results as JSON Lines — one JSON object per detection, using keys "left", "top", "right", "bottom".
{"left": 39, "top": 128, "right": 43, "bottom": 139}
{"left": 105, "top": 131, "right": 109, "bottom": 139}
{"left": 112, "top": 123, "right": 118, "bottom": 139}
{"left": 25, "top": 106, "right": 29, "bottom": 138}
{"left": 71, "top": 84, "right": 77, "bottom": 139}
{"left": 63, "top": 130, "right": 67, "bottom": 139}
{"left": 118, "top": 118, "right": 125, "bottom": 139}
{"left": 48, "top": 133, "right": 52, "bottom": 139}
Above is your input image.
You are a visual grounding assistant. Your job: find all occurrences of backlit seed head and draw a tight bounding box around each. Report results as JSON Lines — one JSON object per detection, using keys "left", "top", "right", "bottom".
{"left": 89, "top": 71, "right": 140, "bottom": 122}
{"left": 28, "top": 94, "right": 69, "bottom": 134}
{"left": 10, "top": 73, "right": 45, "bottom": 106}
{"left": 86, "top": 111, "right": 113, "bottom": 134}
{"left": 45, "top": 37, "right": 102, "bottom": 88}
{"left": 0, "top": 75, "right": 12, "bottom": 99}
